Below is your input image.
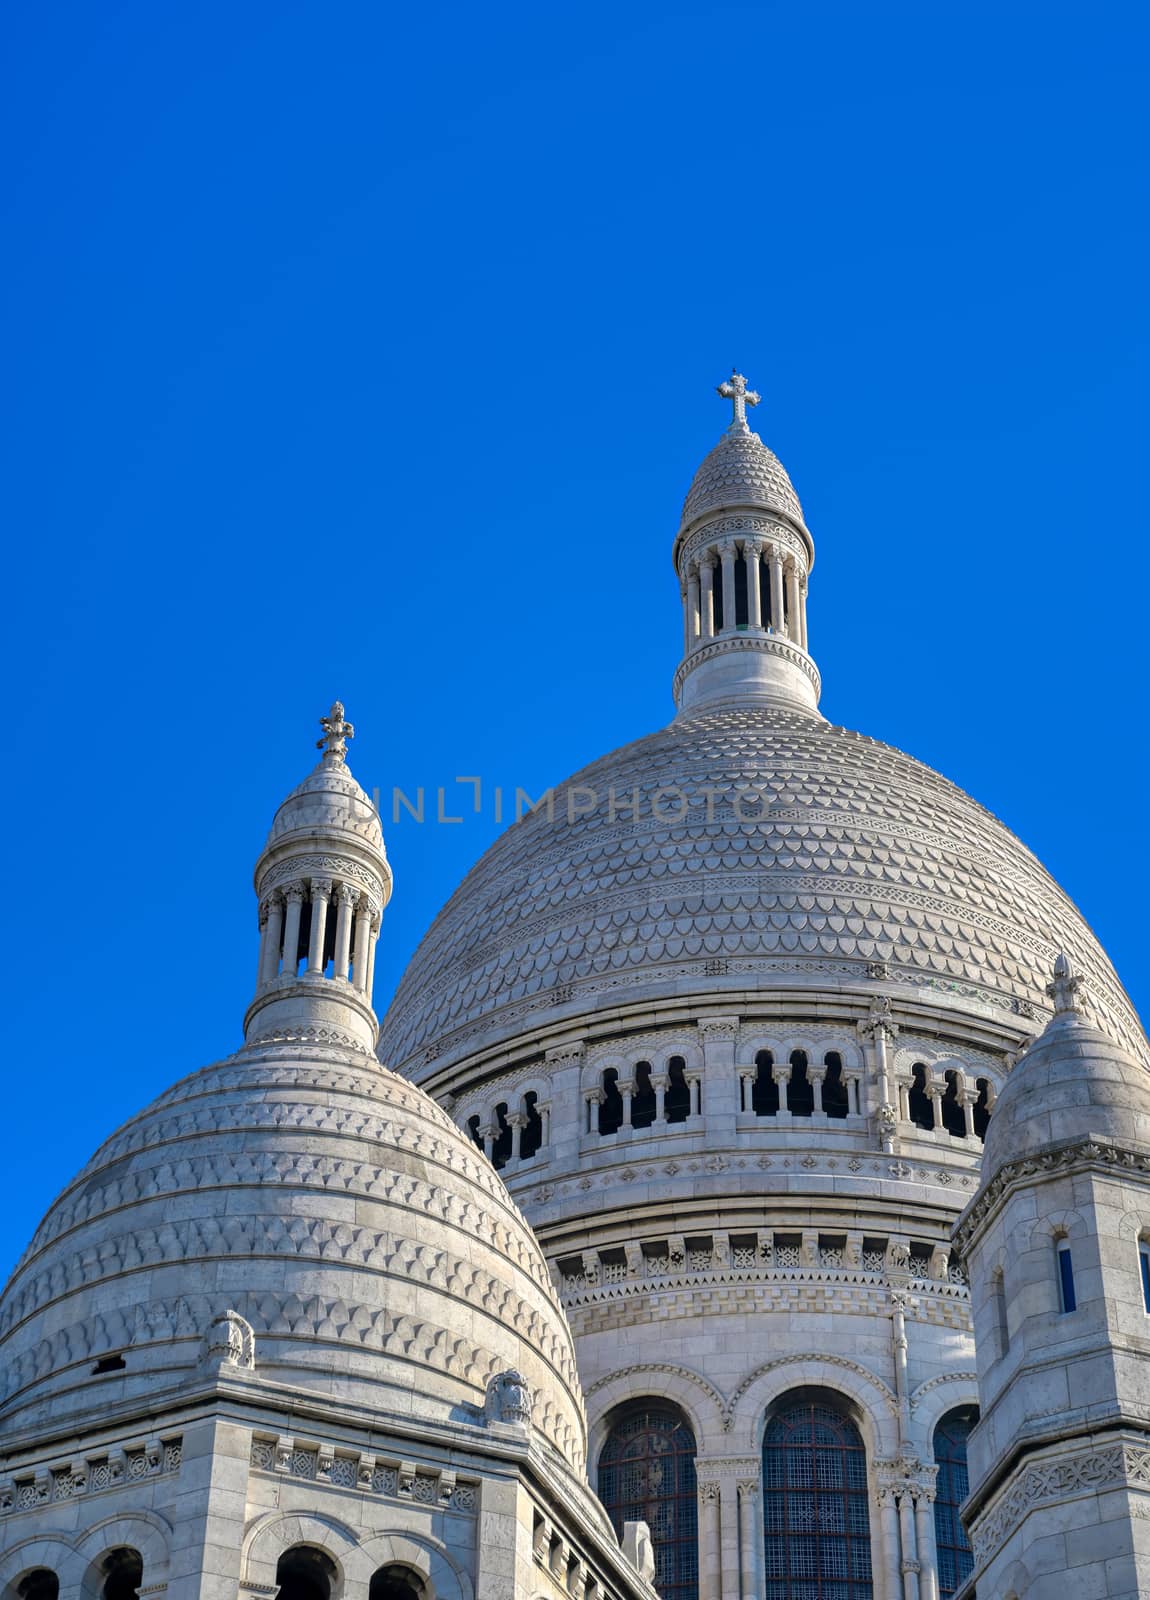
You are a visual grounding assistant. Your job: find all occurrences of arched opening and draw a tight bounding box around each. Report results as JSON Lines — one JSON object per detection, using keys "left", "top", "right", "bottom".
{"left": 908, "top": 1064, "right": 934, "bottom": 1130}
{"left": 631, "top": 1062, "right": 657, "bottom": 1129}
{"left": 466, "top": 1114, "right": 484, "bottom": 1153}
{"left": 753, "top": 1050, "right": 779, "bottom": 1115}
{"left": 822, "top": 1051, "right": 849, "bottom": 1118}
{"left": 786, "top": 1050, "right": 813, "bottom": 1116}
{"left": 598, "top": 1401, "right": 698, "bottom": 1600}
{"left": 89, "top": 1542, "right": 143, "bottom": 1600}
{"left": 712, "top": 564, "right": 724, "bottom": 631}
{"left": 490, "top": 1104, "right": 513, "bottom": 1169}
{"left": 16, "top": 1574, "right": 59, "bottom": 1600}
{"left": 368, "top": 1568, "right": 425, "bottom": 1600}
{"left": 972, "top": 1078, "right": 991, "bottom": 1140}
{"left": 520, "top": 1091, "right": 543, "bottom": 1160}
{"left": 599, "top": 1069, "right": 624, "bottom": 1135}
{"left": 733, "top": 553, "right": 749, "bottom": 627}
{"left": 762, "top": 1387, "right": 872, "bottom": 1598}
{"left": 940, "top": 1071, "right": 967, "bottom": 1137}
{"left": 933, "top": 1406, "right": 978, "bottom": 1597}
{"left": 759, "top": 554, "right": 772, "bottom": 627}
{"left": 992, "top": 1266, "right": 1010, "bottom": 1358}
{"left": 665, "top": 1056, "right": 691, "bottom": 1123}
{"left": 275, "top": 1547, "right": 337, "bottom": 1600}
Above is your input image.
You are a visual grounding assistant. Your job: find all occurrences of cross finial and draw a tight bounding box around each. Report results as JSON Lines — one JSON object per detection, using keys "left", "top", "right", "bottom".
{"left": 717, "top": 369, "right": 760, "bottom": 432}
{"left": 1046, "top": 951, "right": 1082, "bottom": 1016}
{"left": 317, "top": 701, "right": 354, "bottom": 763}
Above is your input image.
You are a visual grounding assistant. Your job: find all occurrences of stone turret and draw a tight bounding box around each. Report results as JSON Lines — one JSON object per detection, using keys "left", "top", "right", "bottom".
{"left": 671, "top": 369, "right": 821, "bottom": 716}
{"left": 954, "top": 956, "right": 1150, "bottom": 1599}
{"left": 244, "top": 701, "right": 391, "bottom": 1053}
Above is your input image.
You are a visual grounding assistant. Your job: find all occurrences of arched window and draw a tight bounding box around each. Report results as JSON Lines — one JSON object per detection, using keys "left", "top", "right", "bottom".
{"left": 16, "top": 1574, "right": 59, "bottom": 1600}
{"left": 1057, "top": 1240, "right": 1077, "bottom": 1313}
{"left": 369, "top": 1568, "right": 424, "bottom": 1600}
{"left": 753, "top": 1050, "right": 779, "bottom": 1115}
{"left": 762, "top": 1390, "right": 872, "bottom": 1598}
{"left": 666, "top": 1056, "right": 691, "bottom": 1123}
{"left": 933, "top": 1406, "right": 978, "bottom": 1597}
{"left": 908, "top": 1064, "right": 934, "bottom": 1130}
{"left": 598, "top": 1403, "right": 699, "bottom": 1600}
{"left": 466, "top": 1114, "right": 484, "bottom": 1153}
{"left": 94, "top": 1552, "right": 143, "bottom": 1600}
{"left": 1139, "top": 1241, "right": 1150, "bottom": 1314}
{"left": 972, "top": 1078, "right": 991, "bottom": 1140}
{"left": 787, "top": 1050, "right": 813, "bottom": 1116}
{"left": 275, "top": 1548, "right": 336, "bottom": 1600}
{"left": 631, "top": 1062, "right": 657, "bottom": 1128}
{"left": 822, "top": 1051, "right": 849, "bottom": 1118}
{"left": 520, "top": 1091, "right": 543, "bottom": 1160}
{"left": 599, "top": 1069, "right": 624, "bottom": 1135}
{"left": 490, "top": 1103, "right": 513, "bottom": 1169}
{"left": 940, "top": 1071, "right": 966, "bottom": 1137}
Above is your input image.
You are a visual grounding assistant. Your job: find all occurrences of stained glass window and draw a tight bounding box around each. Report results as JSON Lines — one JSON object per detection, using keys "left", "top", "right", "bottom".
{"left": 762, "top": 1394, "right": 873, "bottom": 1599}
{"left": 598, "top": 1405, "right": 699, "bottom": 1600}
{"left": 933, "top": 1407, "right": 977, "bottom": 1597}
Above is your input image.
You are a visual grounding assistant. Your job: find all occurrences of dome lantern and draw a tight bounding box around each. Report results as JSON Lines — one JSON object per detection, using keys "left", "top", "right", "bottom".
{"left": 673, "top": 370, "right": 821, "bottom": 717}
{"left": 243, "top": 701, "right": 392, "bottom": 1054}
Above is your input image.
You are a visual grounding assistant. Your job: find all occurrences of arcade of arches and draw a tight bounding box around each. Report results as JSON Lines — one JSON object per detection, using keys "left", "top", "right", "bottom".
{"left": 596, "top": 1394, "right": 977, "bottom": 1600}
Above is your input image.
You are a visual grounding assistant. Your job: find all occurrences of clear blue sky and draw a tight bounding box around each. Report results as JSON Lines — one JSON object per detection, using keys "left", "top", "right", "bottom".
{"left": 2, "top": 1, "right": 1147, "bottom": 1275}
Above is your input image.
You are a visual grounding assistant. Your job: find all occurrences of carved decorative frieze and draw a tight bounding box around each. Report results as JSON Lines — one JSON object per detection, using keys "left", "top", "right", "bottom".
{"left": 249, "top": 1435, "right": 476, "bottom": 1513}
{"left": 970, "top": 1442, "right": 1150, "bottom": 1563}
{"left": 0, "top": 1436, "right": 181, "bottom": 1514}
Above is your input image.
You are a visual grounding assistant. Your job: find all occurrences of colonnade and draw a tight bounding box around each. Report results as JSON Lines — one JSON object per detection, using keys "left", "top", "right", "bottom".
{"left": 256, "top": 879, "right": 380, "bottom": 996}
{"left": 583, "top": 1066, "right": 702, "bottom": 1133}
{"left": 682, "top": 537, "right": 808, "bottom": 651}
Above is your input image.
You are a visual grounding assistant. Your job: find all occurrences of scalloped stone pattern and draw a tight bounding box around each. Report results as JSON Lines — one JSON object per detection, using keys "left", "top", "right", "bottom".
{"left": 379, "top": 706, "right": 1143, "bottom": 1075}
{"left": 0, "top": 1043, "right": 584, "bottom": 1467}
{"left": 680, "top": 428, "right": 804, "bottom": 529}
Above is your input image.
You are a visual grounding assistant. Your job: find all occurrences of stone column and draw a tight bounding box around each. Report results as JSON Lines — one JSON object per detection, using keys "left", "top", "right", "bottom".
{"left": 280, "top": 885, "right": 305, "bottom": 981}
{"left": 928, "top": 1082, "right": 946, "bottom": 1132}
{"left": 719, "top": 540, "right": 737, "bottom": 632}
{"left": 737, "top": 1479, "right": 760, "bottom": 1599}
{"left": 899, "top": 1492, "right": 921, "bottom": 1600}
{"left": 859, "top": 1001, "right": 900, "bottom": 1152}
{"left": 255, "top": 900, "right": 270, "bottom": 989}
{"left": 768, "top": 547, "right": 785, "bottom": 633}
{"left": 364, "top": 909, "right": 380, "bottom": 997}
{"left": 687, "top": 565, "right": 701, "bottom": 644}
{"left": 808, "top": 1062, "right": 827, "bottom": 1117}
{"left": 718, "top": 1478, "right": 740, "bottom": 1600}
{"left": 772, "top": 1060, "right": 794, "bottom": 1118}
{"left": 744, "top": 540, "right": 763, "bottom": 628}
{"left": 914, "top": 1484, "right": 940, "bottom": 1600}
{"left": 650, "top": 1071, "right": 668, "bottom": 1121}
{"left": 697, "top": 1480, "right": 721, "bottom": 1600}
{"left": 353, "top": 898, "right": 374, "bottom": 992}
{"left": 306, "top": 878, "right": 332, "bottom": 974}
{"left": 799, "top": 574, "right": 809, "bottom": 649}
{"left": 260, "top": 895, "right": 284, "bottom": 986}
{"left": 785, "top": 561, "right": 801, "bottom": 643}
{"left": 333, "top": 883, "right": 359, "bottom": 980}
{"left": 878, "top": 1487, "right": 903, "bottom": 1599}
{"left": 700, "top": 555, "right": 715, "bottom": 639}
{"left": 698, "top": 1016, "right": 740, "bottom": 1137}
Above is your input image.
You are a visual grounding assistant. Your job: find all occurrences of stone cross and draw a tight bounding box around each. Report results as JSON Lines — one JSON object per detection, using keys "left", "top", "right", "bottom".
{"left": 317, "top": 701, "right": 354, "bottom": 762}
{"left": 717, "top": 369, "right": 760, "bottom": 429}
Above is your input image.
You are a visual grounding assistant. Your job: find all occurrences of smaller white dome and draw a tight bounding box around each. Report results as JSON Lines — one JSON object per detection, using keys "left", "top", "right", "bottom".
{"left": 981, "top": 963, "right": 1150, "bottom": 1185}
{"left": 680, "top": 426, "right": 805, "bottom": 532}
{"left": 265, "top": 759, "right": 385, "bottom": 854}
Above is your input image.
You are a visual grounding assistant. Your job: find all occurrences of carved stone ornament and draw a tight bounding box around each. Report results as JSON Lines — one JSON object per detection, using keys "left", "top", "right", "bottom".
{"left": 200, "top": 1308, "right": 256, "bottom": 1372}
{"left": 622, "top": 1520, "right": 656, "bottom": 1584}
{"left": 485, "top": 1367, "right": 534, "bottom": 1428}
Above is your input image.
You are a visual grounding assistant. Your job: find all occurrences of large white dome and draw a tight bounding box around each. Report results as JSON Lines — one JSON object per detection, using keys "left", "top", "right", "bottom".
{"left": 379, "top": 703, "right": 1143, "bottom": 1077}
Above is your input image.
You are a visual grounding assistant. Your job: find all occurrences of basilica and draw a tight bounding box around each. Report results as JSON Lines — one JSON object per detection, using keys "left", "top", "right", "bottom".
{"left": 2, "top": 376, "right": 1150, "bottom": 1600}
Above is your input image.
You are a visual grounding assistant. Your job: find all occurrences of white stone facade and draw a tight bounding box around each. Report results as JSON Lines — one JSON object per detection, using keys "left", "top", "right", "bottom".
{"left": 2, "top": 380, "right": 1148, "bottom": 1600}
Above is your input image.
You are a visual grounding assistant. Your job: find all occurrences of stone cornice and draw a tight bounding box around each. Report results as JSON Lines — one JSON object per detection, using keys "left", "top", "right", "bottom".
{"left": 675, "top": 514, "right": 808, "bottom": 574}
{"left": 968, "top": 1433, "right": 1150, "bottom": 1569}
{"left": 954, "top": 1135, "right": 1150, "bottom": 1255}
{"left": 672, "top": 632, "right": 822, "bottom": 701}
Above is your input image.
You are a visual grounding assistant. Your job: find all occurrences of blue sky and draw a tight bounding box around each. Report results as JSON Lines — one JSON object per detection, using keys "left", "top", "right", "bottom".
{"left": 2, "top": 0, "right": 1147, "bottom": 1274}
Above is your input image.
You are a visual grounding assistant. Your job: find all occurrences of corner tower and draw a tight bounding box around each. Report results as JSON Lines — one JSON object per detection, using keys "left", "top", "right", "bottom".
{"left": 672, "top": 371, "right": 820, "bottom": 715}
{"left": 954, "top": 957, "right": 1150, "bottom": 1599}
